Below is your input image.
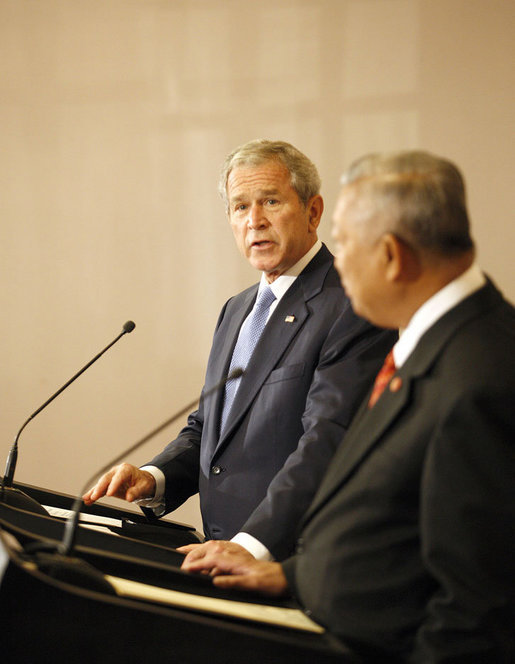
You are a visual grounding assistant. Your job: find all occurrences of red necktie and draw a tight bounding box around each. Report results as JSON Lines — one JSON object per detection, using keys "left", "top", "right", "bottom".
{"left": 368, "top": 349, "right": 396, "bottom": 408}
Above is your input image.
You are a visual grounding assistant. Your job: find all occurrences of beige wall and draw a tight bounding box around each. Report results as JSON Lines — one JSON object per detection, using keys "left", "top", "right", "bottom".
{"left": 1, "top": 0, "right": 514, "bottom": 531}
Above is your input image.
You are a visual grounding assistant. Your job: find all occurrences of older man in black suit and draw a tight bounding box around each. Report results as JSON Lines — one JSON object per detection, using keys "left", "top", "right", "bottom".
{"left": 182, "top": 150, "right": 515, "bottom": 663}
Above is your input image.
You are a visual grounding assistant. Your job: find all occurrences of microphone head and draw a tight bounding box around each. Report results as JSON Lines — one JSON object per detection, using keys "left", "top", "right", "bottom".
{"left": 123, "top": 320, "right": 136, "bottom": 334}
{"left": 228, "top": 367, "right": 244, "bottom": 380}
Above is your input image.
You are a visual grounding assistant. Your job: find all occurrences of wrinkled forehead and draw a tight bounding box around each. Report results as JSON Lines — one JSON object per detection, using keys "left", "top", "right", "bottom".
{"left": 227, "top": 160, "right": 293, "bottom": 197}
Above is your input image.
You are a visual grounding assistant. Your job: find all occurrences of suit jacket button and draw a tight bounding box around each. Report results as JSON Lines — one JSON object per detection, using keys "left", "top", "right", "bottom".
{"left": 211, "top": 466, "right": 222, "bottom": 475}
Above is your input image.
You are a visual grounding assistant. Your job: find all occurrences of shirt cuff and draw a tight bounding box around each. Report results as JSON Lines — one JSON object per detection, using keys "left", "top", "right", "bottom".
{"left": 135, "top": 465, "right": 166, "bottom": 510}
{"left": 231, "top": 532, "right": 274, "bottom": 561}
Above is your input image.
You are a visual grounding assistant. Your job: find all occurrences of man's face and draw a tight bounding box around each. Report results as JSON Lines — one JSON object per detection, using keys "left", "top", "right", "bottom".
{"left": 332, "top": 187, "right": 387, "bottom": 326}
{"left": 226, "top": 161, "right": 322, "bottom": 282}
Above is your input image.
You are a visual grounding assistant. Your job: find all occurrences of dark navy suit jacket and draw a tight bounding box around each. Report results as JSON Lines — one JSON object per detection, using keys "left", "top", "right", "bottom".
{"left": 148, "top": 244, "right": 396, "bottom": 558}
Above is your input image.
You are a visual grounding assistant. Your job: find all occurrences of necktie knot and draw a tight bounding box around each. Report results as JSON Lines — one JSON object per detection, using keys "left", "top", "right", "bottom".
{"left": 255, "top": 286, "right": 276, "bottom": 311}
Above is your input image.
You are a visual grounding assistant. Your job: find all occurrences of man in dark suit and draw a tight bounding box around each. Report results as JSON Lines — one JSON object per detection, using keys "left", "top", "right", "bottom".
{"left": 83, "top": 139, "right": 395, "bottom": 561}
{"left": 182, "top": 150, "right": 515, "bottom": 662}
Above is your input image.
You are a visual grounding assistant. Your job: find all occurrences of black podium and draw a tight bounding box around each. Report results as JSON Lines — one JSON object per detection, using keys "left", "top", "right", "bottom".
{"left": 0, "top": 482, "right": 357, "bottom": 663}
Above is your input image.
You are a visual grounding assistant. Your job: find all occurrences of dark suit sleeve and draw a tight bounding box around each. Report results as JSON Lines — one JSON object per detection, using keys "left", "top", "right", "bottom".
{"left": 412, "top": 385, "right": 515, "bottom": 662}
{"left": 146, "top": 404, "right": 204, "bottom": 513}
{"left": 240, "top": 307, "right": 396, "bottom": 561}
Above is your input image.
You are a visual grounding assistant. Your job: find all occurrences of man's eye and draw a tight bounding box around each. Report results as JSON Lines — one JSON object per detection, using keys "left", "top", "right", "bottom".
{"left": 266, "top": 199, "right": 278, "bottom": 206}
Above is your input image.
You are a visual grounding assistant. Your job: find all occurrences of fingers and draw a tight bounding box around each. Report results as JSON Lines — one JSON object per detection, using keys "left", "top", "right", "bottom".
{"left": 180, "top": 541, "right": 223, "bottom": 563}
{"left": 212, "top": 574, "right": 258, "bottom": 591}
{"left": 180, "top": 540, "right": 254, "bottom": 575}
{"left": 176, "top": 543, "right": 205, "bottom": 557}
{"left": 180, "top": 541, "right": 226, "bottom": 571}
{"left": 213, "top": 562, "right": 289, "bottom": 597}
{"left": 83, "top": 468, "right": 117, "bottom": 504}
{"left": 82, "top": 464, "right": 155, "bottom": 505}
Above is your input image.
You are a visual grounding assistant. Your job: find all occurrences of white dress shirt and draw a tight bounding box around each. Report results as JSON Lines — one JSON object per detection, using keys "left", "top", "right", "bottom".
{"left": 392, "top": 263, "right": 486, "bottom": 368}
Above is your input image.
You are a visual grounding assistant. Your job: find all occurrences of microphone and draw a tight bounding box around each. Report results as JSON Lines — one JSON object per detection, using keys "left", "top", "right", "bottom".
{"left": 22, "top": 367, "right": 243, "bottom": 593}
{"left": 1, "top": 320, "right": 136, "bottom": 515}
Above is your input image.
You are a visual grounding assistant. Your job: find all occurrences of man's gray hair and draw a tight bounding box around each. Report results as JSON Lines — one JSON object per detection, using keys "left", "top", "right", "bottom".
{"left": 219, "top": 139, "right": 321, "bottom": 212}
{"left": 341, "top": 150, "right": 474, "bottom": 256}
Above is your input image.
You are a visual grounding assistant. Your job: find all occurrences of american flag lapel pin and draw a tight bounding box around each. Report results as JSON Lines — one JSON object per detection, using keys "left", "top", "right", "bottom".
{"left": 284, "top": 315, "right": 296, "bottom": 323}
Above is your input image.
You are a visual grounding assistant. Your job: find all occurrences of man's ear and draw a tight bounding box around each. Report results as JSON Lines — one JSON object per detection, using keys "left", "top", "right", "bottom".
{"left": 307, "top": 194, "right": 324, "bottom": 232}
{"left": 381, "top": 233, "right": 420, "bottom": 282}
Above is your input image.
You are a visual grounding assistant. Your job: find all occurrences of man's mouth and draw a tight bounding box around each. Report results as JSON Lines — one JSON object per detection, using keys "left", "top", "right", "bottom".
{"left": 251, "top": 240, "right": 273, "bottom": 249}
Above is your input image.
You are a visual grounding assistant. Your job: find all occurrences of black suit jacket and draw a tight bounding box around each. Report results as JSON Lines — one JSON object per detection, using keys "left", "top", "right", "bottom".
{"left": 283, "top": 279, "right": 515, "bottom": 662}
{"left": 148, "top": 245, "right": 396, "bottom": 558}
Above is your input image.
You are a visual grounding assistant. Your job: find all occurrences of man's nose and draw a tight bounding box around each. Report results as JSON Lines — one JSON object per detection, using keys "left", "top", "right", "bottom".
{"left": 247, "top": 203, "right": 268, "bottom": 229}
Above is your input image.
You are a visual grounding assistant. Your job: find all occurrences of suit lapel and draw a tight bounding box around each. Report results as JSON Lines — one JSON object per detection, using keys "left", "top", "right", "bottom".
{"left": 216, "top": 294, "right": 310, "bottom": 447}
{"left": 202, "top": 287, "right": 257, "bottom": 454}
{"left": 213, "top": 246, "right": 333, "bottom": 456}
{"left": 302, "top": 279, "right": 503, "bottom": 523}
{"left": 306, "top": 374, "right": 411, "bottom": 516}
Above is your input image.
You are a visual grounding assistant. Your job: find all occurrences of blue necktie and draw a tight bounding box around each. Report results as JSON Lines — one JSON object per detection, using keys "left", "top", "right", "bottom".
{"left": 220, "top": 286, "right": 276, "bottom": 433}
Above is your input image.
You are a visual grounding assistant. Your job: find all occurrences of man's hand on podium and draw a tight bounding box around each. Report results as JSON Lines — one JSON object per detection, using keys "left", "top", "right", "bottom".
{"left": 83, "top": 463, "right": 156, "bottom": 505}
{"left": 179, "top": 540, "right": 289, "bottom": 597}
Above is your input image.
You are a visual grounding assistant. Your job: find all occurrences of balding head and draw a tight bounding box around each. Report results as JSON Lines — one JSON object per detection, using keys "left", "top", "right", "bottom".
{"left": 340, "top": 150, "right": 474, "bottom": 259}
{"left": 332, "top": 151, "right": 475, "bottom": 328}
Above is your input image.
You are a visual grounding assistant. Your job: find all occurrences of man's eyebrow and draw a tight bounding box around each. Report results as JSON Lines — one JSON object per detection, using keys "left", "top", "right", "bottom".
{"left": 259, "top": 188, "right": 281, "bottom": 197}
{"left": 230, "top": 188, "right": 281, "bottom": 204}
{"left": 229, "top": 194, "right": 245, "bottom": 205}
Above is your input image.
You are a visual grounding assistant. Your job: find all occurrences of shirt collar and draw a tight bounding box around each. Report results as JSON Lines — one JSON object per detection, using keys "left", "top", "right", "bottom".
{"left": 394, "top": 263, "right": 486, "bottom": 368}
{"left": 258, "top": 239, "right": 323, "bottom": 303}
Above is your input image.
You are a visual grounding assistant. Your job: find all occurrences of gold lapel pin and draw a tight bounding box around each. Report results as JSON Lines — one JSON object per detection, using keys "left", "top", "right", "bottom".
{"left": 390, "top": 376, "right": 403, "bottom": 393}
{"left": 284, "top": 315, "right": 296, "bottom": 323}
